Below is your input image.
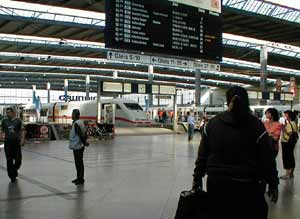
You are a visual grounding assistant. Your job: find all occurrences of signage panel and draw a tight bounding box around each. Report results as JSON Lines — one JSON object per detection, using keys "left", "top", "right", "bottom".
{"left": 105, "top": 0, "right": 222, "bottom": 60}
{"left": 138, "top": 84, "right": 146, "bottom": 94}
{"left": 103, "top": 82, "right": 123, "bottom": 92}
{"left": 190, "top": 61, "right": 220, "bottom": 71}
{"left": 257, "top": 92, "right": 262, "bottom": 99}
{"left": 152, "top": 85, "right": 159, "bottom": 94}
{"left": 248, "top": 91, "right": 257, "bottom": 99}
{"left": 170, "top": 0, "right": 221, "bottom": 13}
{"left": 151, "top": 56, "right": 189, "bottom": 68}
{"left": 107, "top": 50, "right": 220, "bottom": 71}
{"left": 160, "top": 85, "right": 176, "bottom": 95}
{"left": 107, "top": 51, "right": 151, "bottom": 64}
{"left": 124, "top": 83, "right": 132, "bottom": 92}
{"left": 285, "top": 93, "right": 294, "bottom": 101}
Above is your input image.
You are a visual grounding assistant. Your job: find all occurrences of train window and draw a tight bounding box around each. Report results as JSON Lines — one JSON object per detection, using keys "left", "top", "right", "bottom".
{"left": 61, "top": 105, "right": 68, "bottom": 110}
{"left": 124, "top": 103, "right": 143, "bottom": 111}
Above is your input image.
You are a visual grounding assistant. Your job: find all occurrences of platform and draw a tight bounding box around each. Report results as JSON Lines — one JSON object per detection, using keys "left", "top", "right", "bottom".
{"left": 0, "top": 134, "right": 298, "bottom": 219}
{"left": 115, "top": 127, "right": 175, "bottom": 136}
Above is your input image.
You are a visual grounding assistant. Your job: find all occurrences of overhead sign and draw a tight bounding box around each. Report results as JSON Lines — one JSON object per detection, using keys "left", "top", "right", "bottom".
{"left": 151, "top": 56, "right": 189, "bottom": 68}
{"left": 101, "top": 81, "right": 176, "bottom": 95}
{"left": 124, "top": 83, "right": 132, "bottom": 93}
{"left": 190, "top": 61, "right": 220, "bottom": 71}
{"left": 103, "top": 82, "right": 123, "bottom": 92}
{"left": 248, "top": 91, "right": 294, "bottom": 101}
{"left": 160, "top": 85, "right": 176, "bottom": 95}
{"left": 107, "top": 51, "right": 220, "bottom": 71}
{"left": 107, "top": 51, "right": 151, "bottom": 64}
{"left": 152, "top": 85, "right": 159, "bottom": 94}
{"left": 248, "top": 91, "right": 258, "bottom": 99}
{"left": 285, "top": 93, "right": 294, "bottom": 101}
{"left": 170, "top": 0, "right": 221, "bottom": 13}
{"left": 105, "top": 0, "right": 223, "bottom": 61}
{"left": 138, "top": 84, "right": 146, "bottom": 94}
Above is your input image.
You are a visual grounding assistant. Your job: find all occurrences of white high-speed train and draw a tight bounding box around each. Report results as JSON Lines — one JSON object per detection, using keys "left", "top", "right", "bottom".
{"left": 250, "top": 104, "right": 300, "bottom": 118}
{"left": 177, "top": 104, "right": 300, "bottom": 120}
{"left": 22, "top": 98, "right": 151, "bottom": 126}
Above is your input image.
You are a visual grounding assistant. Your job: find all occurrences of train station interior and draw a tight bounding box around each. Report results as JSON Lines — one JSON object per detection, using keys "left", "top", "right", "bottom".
{"left": 0, "top": 0, "right": 300, "bottom": 218}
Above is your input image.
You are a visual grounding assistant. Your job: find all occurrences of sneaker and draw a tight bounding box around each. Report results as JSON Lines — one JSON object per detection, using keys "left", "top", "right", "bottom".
{"left": 71, "top": 179, "right": 78, "bottom": 184}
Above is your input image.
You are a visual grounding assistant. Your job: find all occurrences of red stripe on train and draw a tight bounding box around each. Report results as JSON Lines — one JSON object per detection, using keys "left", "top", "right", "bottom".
{"left": 48, "top": 116, "right": 151, "bottom": 124}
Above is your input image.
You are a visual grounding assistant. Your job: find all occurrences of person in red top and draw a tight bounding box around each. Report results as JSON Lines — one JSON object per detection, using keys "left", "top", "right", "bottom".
{"left": 158, "top": 110, "right": 163, "bottom": 123}
{"left": 169, "top": 111, "right": 174, "bottom": 123}
{"left": 264, "top": 108, "right": 282, "bottom": 157}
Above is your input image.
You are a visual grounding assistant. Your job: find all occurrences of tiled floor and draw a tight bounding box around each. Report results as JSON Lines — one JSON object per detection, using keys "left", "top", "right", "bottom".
{"left": 0, "top": 134, "right": 298, "bottom": 219}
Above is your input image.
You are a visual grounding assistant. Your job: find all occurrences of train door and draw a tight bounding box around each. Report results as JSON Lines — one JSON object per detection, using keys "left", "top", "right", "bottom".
{"left": 103, "top": 104, "right": 116, "bottom": 124}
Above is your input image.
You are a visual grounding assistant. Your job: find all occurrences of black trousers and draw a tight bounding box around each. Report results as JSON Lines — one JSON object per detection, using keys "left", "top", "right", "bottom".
{"left": 73, "top": 147, "right": 85, "bottom": 181}
{"left": 207, "top": 177, "right": 268, "bottom": 219}
{"left": 282, "top": 141, "right": 296, "bottom": 170}
{"left": 4, "top": 143, "right": 22, "bottom": 179}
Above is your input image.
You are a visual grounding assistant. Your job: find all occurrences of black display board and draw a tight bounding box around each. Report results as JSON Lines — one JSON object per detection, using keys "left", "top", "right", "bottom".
{"left": 105, "top": 0, "right": 222, "bottom": 61}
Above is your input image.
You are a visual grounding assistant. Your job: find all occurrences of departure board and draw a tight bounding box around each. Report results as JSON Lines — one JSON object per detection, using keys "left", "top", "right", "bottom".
{"left": 105, "top": 0, "right": 223, "bottom": 61}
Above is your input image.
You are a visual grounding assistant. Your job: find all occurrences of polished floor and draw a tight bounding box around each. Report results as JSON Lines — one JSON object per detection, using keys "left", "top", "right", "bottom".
{"left": 0, "top": 134, "right": 299, "bottom": 219}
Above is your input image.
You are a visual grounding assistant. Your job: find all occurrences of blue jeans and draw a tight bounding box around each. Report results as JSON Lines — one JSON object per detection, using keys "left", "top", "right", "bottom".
{"left": 188, "top": 124, "right": 194, "bottom": 141}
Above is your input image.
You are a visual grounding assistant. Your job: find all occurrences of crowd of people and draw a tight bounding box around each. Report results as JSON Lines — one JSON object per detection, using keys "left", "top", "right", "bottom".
{"left": 1, "top": 86, "right": 299, "bottom": 219}
{"left": 263, "top": 108, "right": 299, "bottom": 179}
{"left": 0, "top": 107, "right": 89, "bottom": 185}
{"left": 191, "top": 86, "right": 299, "bottom": 219}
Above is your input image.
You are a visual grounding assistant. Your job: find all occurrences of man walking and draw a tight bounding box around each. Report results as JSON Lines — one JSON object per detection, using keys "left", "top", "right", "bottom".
{"left": 69, "top": 109, "right": 89, "bottom": 185}
{"left": 187, "top": 111, "right": 195, "bottom": 142}
{"left": 1, "top": 107, "right": 25, "bottom": 183}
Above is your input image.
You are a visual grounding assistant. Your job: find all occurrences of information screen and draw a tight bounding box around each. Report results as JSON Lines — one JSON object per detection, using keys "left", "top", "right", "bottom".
{"left": 105, "top": 0, "right": 222, "bottom": 61}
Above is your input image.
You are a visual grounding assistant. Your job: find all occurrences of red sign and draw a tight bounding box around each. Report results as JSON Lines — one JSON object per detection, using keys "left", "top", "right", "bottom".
{"left": 290, "top": 77, "right": 296, "bottom": 97}
{"left": 39, "top": 125, "right": 49, "bottom": 138}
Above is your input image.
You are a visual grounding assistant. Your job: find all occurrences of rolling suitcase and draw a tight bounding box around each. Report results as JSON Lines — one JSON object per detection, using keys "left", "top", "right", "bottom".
{"left": 175, "top": 189, "right": 209, "bottom": 219}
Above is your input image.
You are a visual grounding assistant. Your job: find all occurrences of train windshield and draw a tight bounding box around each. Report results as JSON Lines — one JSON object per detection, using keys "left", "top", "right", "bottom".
{"left": 124, "top": 103, "right": 143, "bottom": 111}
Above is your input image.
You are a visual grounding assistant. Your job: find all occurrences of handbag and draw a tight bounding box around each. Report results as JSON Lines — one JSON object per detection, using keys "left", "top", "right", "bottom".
{"left": 175, "top": 189, "right": 209, "bottom": 219}
{"left": 287, "top": 121, "right": 299, "bottom": 145}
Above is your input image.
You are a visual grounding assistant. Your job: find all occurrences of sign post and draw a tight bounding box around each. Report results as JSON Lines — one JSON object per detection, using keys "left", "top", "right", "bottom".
{"left": 64, "top": 79, "right": 68, "bottom": 103}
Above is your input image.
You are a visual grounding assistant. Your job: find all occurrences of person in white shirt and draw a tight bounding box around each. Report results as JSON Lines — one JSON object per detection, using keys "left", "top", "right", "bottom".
{"left": 187, "top": 111, "right": 195, "bottom": 142}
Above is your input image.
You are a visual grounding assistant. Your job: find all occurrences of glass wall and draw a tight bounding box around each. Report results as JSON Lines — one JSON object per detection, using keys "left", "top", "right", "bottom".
{"left": 0, "top": 88, "right": 210, "bottom": 107}
{"left": 0, "top": 88, "right": 97, "bottom": 105}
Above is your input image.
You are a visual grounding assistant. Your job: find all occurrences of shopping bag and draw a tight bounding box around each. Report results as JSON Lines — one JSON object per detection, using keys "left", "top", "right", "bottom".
{"left": 175, "top": 189, "right": 209, "bottom": 219}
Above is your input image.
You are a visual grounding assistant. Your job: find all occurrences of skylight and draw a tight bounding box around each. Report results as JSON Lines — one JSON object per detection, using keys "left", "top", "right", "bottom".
{"left": 266, "top": 0, "right": 300, "bottom": 10}
{"left": 223, "top": 0, "right": 300, "bottom": 24}
{"left": 0, "top": 0, "right": 105, "bottom": 27}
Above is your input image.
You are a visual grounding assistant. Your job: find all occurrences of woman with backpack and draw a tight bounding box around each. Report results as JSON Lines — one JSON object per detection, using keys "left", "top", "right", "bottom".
{"left": 280, "top": 110, "right": 298, "bottom": 179}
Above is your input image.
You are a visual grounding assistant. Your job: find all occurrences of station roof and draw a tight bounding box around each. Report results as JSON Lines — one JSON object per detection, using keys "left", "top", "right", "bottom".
{"left": 16, "top": 0, "right": 300, "bottom": 45}
{"left": 0, "top": 0, "right": 299, "bottom": 91}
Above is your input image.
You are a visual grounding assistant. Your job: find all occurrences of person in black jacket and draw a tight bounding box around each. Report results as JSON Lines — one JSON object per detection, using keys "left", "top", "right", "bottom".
{"left": 192, "top": 86, "right": 279, "bottom": 219}
{"left": 1, "top": 107, "right": 25, "bottom": 183}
